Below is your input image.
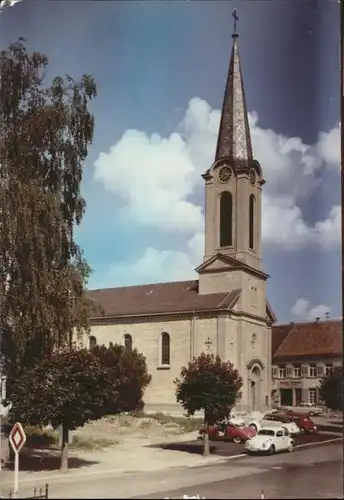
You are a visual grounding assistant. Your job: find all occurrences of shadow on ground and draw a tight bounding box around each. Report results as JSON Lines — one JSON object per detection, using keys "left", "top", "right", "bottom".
{"left": 148, "top": 432, "right": 342, "bottom": 457}
{"left": 319, "top": 423, "right": 343, "bottom": 433}
{"left": 4, "top": 449, "right": 99, "bottom": 472}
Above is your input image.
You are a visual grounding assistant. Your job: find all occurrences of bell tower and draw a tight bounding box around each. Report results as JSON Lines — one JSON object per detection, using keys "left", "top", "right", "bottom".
{"left": 202, "top": 12, "right": 264, "bottom": 272}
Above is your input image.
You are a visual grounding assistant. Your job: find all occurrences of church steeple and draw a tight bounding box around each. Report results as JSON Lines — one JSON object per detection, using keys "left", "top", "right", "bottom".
{"left": 200, "top": 11, "right": 265, "bottom": 275}
{"left": 215, "top": 11, "right": 253, "bottom": 165}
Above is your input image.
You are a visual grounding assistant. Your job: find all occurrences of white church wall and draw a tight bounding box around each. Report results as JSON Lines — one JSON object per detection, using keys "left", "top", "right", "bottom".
{"left": 235, "top": 318, "right": 271, "bottom": 412}
{"left": 240, "top": 273, "right": 267, "bottom": 318}
{"left": 193, "top": 316, "right": 218, "bottom": 357}
{"left": 88, "top": 318, "right": 191, "bottom": 409}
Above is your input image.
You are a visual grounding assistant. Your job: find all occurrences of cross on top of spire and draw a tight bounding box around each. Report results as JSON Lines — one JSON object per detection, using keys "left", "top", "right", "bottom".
{"left": 232, "top": 9, "right": 239, "bottom": 37}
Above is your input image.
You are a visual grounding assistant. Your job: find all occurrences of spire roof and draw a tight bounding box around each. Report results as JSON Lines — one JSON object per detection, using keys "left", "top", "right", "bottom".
{"left": 215, "top": 27, "right": 253, "bottom": 165}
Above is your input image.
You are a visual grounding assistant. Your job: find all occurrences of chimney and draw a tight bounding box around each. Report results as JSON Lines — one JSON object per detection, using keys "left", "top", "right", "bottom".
{"left": 315, "top": 317, "right": 320, "bottom": 323}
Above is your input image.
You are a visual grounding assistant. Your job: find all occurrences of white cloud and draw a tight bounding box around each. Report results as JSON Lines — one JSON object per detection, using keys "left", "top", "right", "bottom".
{"left": 291, "top": 298, "right": 333, "bottom": 321}
{"left": 94, "top": 97, "right": 340, "bottom": 284}
{"left": 0, "top": 0, "right": 23, "bottom": 14}
{"left": 316, "top": 123, "right": 340, "bottom": 170}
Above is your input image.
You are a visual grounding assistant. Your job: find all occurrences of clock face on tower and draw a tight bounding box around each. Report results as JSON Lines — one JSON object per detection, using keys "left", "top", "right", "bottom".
{"left": 218, "top": 166, "right": 232, "bottom": 183}
{"left": 249, "top": 169, "right": 256, "bottom": 186}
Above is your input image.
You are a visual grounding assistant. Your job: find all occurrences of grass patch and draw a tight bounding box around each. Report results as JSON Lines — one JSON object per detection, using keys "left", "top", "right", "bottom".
{"left": 132, "top": 412, "right": 203, "bottom": 432}
{"left": 71, "top": 435, "right": 119, "bottom": 450}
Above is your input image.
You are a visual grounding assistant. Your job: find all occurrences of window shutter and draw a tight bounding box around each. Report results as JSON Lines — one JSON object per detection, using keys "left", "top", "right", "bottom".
{"left": 301, "top": 365, "right": 308, "bottom": 377}
{"left": 272, "top": 366, "right": 278, "bottom": 378}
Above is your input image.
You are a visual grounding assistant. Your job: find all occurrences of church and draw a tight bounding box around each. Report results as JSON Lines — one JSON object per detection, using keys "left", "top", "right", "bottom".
{"left": 86, "top": 28, "right": 277, "bottom": 415}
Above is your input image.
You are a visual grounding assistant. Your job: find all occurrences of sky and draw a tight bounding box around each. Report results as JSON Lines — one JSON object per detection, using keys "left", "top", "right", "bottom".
{"left": 0, "top": 0, "right": 341, "bottom": 324}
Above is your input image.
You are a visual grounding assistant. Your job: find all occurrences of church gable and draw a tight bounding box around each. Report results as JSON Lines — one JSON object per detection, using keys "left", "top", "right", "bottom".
{"left": 196, "top": 252, "right": 268, "bottom": 280}
{"left": 195, "top": 253, "right": 235, "bottom": 273}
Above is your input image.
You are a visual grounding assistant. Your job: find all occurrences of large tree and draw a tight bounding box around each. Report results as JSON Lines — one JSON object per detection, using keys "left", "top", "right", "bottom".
{"left": 319, "top": 366, "right": 344, "bottom": 412}
{"left": 4, "top": 346, "right": 118, "bottom": 470}
{"left": 91, "top": 342, "right": 152, "bottom": 414}
{"left": 0, "top": 39, "right": 97, "bottom": 376}
{"left": 175, "top": 353, "right": 243, "bottom": 456}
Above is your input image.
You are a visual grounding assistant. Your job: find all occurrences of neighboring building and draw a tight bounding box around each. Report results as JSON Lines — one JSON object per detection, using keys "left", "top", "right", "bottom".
{"left": 271, "top": 320, "right": 342, "bottom": 407}
{"left": 86, "top": 27, "right": 276, "bottom": 414}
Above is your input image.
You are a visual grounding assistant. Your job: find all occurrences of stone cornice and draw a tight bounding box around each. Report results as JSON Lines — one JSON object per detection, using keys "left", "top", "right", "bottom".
{"left": 90, "top": 309, "right": 228, "bottom": 326}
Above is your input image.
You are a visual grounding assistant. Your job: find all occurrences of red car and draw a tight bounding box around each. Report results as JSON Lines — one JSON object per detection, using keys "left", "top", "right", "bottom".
{"left": 199, "top": 422, "right": 256, "bottom": 443}
{"left": 287, "top": 412, "right": 318, "bottom": 433}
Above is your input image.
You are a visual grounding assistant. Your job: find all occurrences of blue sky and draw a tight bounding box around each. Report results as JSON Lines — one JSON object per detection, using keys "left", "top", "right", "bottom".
{"left": 0, "top": 0, "right": 341, "bottom": 323}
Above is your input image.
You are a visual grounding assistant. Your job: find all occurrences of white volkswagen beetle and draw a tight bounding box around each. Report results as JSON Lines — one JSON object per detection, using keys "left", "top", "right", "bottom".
{"left": 244, "top": 425, "right": 295, "bottom": 455}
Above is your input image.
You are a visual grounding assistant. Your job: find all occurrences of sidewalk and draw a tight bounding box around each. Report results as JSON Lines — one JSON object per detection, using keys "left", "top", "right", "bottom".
{"left": 0, "top": 432, "right": 228, "bottom": 492}
{"left": 0, "top": 458, "right": 258, "bottom": 499}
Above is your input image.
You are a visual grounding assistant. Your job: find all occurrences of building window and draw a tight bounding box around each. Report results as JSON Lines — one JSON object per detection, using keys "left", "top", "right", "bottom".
{"left": 316, "top": 364, "right": 324, "bottom": 377}
{"left": 286, "top": 366, "right": 293, "bottom": 378}
{"left": 161, "top": 332, "right": 170, "bottom": 365}
{"left": 89, "top": 336, "right": 97, "bottom": 349}
{"left": 293, "top": 366, "right": 301, "bottom": 378}
{"left": 309, "top": 388, "right": 317, "bottom": 404}
{"left": 124, "top": 334, "right": 132, "bottom": 352}
{"left": 301, "top": 365, "right": 309, "bottom": 377}
{"left": 325, "top": 364, "right": 333, "bottom": 376}
{"left": 272, "top": 366, "right": 278, "bottom": 379}
{"left": 309, "top": 365, "right": 317, "bottom": 377}
{"left": 249, "top": 194, "right": 255, "bottom": 250}
{"left": 219, "top": 191, "right": 232, "bottom": 247}
{"left": 279, "top": 367, "right": 285, "bottom": 379}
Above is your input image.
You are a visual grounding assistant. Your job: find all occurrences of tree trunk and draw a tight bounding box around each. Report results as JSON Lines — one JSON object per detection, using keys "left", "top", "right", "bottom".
{"left": 203, "top": 417, "right": 210, "bottom": 457}
{"left": 60, "top": 423, "right": 69, "bottom": 471}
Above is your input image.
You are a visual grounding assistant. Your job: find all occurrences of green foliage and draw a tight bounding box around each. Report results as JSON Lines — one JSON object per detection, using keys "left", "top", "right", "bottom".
{"left": 0, "top": 39, "right": 97, "bottom": 378}
{"left": 4, "top": 347, "right": 117, "bottom": 431}
{"left": 175, "top": 353, "right": 243, "bottom": 425}
{"left": 319, "top": 366, "right": 344, "bottom": 412}
{"left": 91, "top": 342, "right": 152, "bottom": 414}
{"left": 23, "top": 425, "right": 59, "bottom": 447}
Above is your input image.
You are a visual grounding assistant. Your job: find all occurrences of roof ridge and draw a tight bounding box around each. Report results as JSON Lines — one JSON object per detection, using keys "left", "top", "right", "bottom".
{"left": 89, "top": 279, "right": 198, "bottom": 293}
{"left": 217, "top": 289, "right": 241, "bottom": 309}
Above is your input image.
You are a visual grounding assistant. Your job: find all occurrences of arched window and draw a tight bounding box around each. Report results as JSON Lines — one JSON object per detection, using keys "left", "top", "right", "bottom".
{"left": 124, "top": 333, "right": 133, "bottom": 352}
{"left": 219, "top": 191, "right": 232, "bottom": 247}
{"left": 89, "top": 335, "right": 97, "bottom": 349}
{"left": 161, "top": 332, "right": 170, "bottom": 365}
{"left": 249, "top": 194, "right": 255, "bottom": 250}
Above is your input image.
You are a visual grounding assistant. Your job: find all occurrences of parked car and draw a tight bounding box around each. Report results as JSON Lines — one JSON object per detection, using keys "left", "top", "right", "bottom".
{"left": 199, "top": 421, "right": 256, "bottom": 443}
{"left": 229, "top": 413, "right": 263, "bottom": 432}
{"left": 287, "top": 413, "right": 318, "bottom": 433}
{"left": 284, "top": 403, "right": 323, "bottom": 416}
{"left": 262, "top": 413, "right": 300, "bottom": 435}
{"left": 244, "top": 425, "right": 295, "bottom": 455}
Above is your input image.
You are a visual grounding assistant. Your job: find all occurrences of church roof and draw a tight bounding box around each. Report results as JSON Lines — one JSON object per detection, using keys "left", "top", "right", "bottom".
{"left": 272, "top": 320, "right": 342, "bottom": 360}
{"left": 88, "top": 280, "right": 241, "bottom": 318}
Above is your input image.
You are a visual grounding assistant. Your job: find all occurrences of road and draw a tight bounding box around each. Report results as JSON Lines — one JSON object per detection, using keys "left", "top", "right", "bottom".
{"left": 146, "top": 458, "right": 343, "bottom": 499}
{"left": 0, "top": 441, "right": 342, "bottom": 498}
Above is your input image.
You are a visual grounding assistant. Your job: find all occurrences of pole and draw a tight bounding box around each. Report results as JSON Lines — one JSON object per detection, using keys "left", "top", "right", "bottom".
{"left": 14, "top": 451, "right": 19, "bottom": 499}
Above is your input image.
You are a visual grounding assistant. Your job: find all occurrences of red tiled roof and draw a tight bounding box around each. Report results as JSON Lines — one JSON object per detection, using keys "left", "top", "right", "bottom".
{"left": 271, "top": 323, "right": 294, "bottom": 355}
{"left": 272, "top": 320, "right": 342, "bottom": 359}
{"left": 88, "top": 280, "right": 241, "bottom": 318}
